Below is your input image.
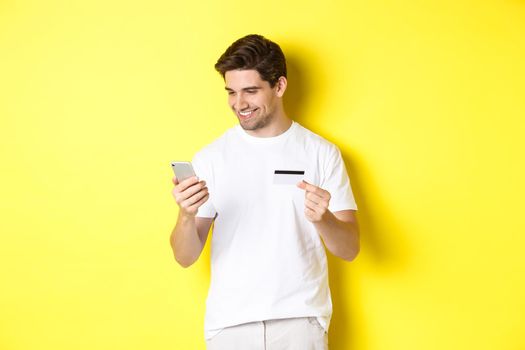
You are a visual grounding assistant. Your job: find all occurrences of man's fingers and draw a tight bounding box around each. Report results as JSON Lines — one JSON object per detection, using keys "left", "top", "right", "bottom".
{"left": 176, "top": 176, "right": 200, "bottom": 192}
{"left": 305, "top": 197, "right": 329, "bottom": 212}
{"left": 304, "top": 198, "right": 319, "bottom": 211}
{"left": 305, "top": 191, "right": 322, "bottom": 205}
{"left": 306, "top": 190, "right": 331, "bottom": 208}
{"left": 304, "top": 207, "right": 317, "bottom": 221}
{"left": 177, "top": 178, "right": 204, "bottom": 194}
{"left": 181, "top": 191, "right": 208, "bottom": 209}
{"left": 187, "top": 192, "right": 210, "bottom": 212}
{"left": 298, "top": 180, "right": 318, "bottom": 193}
{"left": 180, "top": 187, "right": 209, "bottom": 208}
{"left": 174, "top": 181, "right": 207, "bottom": 203}
{"left": 298, "top": 180, "right": 330, "bottom": 200}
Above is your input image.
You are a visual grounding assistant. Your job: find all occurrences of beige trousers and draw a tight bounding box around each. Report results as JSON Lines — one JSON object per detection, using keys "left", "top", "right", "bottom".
{"left": 206, "top": 317, "right": 328, "bottom": 350}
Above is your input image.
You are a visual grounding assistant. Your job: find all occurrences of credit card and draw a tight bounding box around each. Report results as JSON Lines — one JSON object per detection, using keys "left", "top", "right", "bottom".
{"left": 273, "top": 170, "right": 305, "bottom": 185}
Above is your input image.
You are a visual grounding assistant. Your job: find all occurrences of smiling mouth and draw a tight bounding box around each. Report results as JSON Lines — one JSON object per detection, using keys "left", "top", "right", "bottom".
{"left": 238, "top": 108, "right": 258, "bottom": 119}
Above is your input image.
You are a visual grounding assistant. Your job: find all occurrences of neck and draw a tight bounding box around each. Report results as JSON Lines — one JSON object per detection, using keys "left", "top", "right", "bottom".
{"left": 244, "top": 112, "right": 293, "bottom": 138}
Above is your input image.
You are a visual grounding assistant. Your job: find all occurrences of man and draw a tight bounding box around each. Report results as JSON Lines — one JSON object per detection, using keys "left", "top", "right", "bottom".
{"left": 170, "top": 34, "right": 359, "bottom": 350}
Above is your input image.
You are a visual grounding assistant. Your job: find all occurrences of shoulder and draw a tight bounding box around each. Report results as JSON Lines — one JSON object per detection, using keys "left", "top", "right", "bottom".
{"left": 293, "top": 122, "right": 341, "bottom": 158}
{"left": 193, "top": 126, "right": 236, "bottom": 161}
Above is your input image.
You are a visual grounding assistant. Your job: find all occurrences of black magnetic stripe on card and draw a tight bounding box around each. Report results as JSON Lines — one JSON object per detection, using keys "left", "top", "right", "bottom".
{"left": 274, "top": 170, "right": 305, "bottom": 175}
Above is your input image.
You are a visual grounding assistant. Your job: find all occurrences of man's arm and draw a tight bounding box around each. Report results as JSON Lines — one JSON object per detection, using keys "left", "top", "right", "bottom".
{"left": 297, "top": 180, "right": 360, "bottom": 261}
{"left": 170, "top": 215, "right": 214, "bottom": 268}
{"left": 312, "top": 209, "right": 359, "bottom": 261}
{"left": 169, "top": 176, "right": 214, "bottom": 267}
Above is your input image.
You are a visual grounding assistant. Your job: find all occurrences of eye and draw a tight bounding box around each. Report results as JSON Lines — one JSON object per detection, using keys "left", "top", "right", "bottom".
{"left": 227, "top": 91, "right": 235, "bottom": 96}
{"left": 246, "top": 90, "right": 257, "bottom": 94}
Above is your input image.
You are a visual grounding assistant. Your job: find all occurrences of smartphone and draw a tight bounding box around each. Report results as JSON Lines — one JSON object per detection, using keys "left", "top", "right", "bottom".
{"left": 170, "top": 161, "right": 196, "bottom": 182}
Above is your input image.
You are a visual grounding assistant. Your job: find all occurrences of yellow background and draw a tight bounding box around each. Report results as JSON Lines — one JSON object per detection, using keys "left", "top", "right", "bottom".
{"left": 1, "top": 0, "right": 524, "bottom": 349}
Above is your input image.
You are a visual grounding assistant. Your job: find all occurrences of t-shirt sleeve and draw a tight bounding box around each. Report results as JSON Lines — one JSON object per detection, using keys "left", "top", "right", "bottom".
{"left": 191, "top": 151, "right": 217, "bottom": 218}
{"left": 320, "top": 144, "right": 358, "bottom": 212}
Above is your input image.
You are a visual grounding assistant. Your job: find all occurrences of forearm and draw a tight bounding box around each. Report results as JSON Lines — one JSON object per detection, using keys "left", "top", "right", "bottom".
{"left": 170, "top": 212, "right": 203, "bottom": 267}
{"left": 313, "top": 211, "right": 360, "bottom": 261}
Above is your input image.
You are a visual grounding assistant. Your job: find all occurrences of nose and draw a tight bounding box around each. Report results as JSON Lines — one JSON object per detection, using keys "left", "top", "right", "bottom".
{"left": 233, "top": 93, "right": 249, "bottom": 111}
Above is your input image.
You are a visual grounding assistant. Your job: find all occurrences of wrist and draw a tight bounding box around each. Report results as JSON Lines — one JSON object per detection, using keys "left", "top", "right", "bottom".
{"left": 178, "top": 210, "right": 196, "bottom": 221}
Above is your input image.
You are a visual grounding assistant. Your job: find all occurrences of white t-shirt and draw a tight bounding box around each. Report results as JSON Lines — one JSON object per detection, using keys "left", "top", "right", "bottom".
{"left": 191, "top": 121, "right": 358, "bottom": 340}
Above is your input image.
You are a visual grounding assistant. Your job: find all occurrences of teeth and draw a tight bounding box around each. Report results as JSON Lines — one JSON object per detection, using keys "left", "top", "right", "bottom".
{"left": 240, "top": 110, "right": 255, "bottom": 116}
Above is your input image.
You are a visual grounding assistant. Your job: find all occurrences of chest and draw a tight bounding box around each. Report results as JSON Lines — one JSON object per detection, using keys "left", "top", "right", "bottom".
{"left": 211, "top": 144, "right": 322, "bottom": 214}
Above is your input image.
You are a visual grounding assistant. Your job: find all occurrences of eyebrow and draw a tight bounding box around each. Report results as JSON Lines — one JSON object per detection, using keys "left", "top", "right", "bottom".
{"left": 225, "top": 86, "right": 262, "bottom": 92}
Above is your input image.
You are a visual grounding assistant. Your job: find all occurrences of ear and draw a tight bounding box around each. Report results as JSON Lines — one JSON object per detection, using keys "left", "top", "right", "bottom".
{"left": 275, "top": 76, "right": 287, "bottom": 97}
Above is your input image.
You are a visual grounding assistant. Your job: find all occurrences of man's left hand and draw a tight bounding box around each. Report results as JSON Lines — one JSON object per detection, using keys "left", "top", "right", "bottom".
{"left": 297, "top": 180, "right": 331, "bottom": 223}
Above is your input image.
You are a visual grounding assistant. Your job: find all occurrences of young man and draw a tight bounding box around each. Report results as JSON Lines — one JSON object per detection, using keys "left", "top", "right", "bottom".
{"left": 170, "top": 34, "right": 359, "bottom": 350}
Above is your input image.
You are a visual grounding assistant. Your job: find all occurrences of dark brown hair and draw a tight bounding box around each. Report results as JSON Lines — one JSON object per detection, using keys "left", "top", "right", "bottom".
{"left": 215, "top": 34, "right": 287, "bottom": 87}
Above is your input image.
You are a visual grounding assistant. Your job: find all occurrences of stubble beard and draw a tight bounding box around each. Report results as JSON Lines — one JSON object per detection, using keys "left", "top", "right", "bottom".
{"left": 239, "top": 111, "right": 274, "bottom": 131}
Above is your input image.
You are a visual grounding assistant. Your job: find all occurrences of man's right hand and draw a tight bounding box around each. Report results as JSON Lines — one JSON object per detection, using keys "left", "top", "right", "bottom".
{"left": 172, "top": 176, "right": 209, "bottom": 217}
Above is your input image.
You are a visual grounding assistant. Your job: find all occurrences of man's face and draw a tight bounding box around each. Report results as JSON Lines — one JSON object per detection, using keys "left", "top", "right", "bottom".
{"left": 224, "top": 69, "right": 281, "bottom": 131}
